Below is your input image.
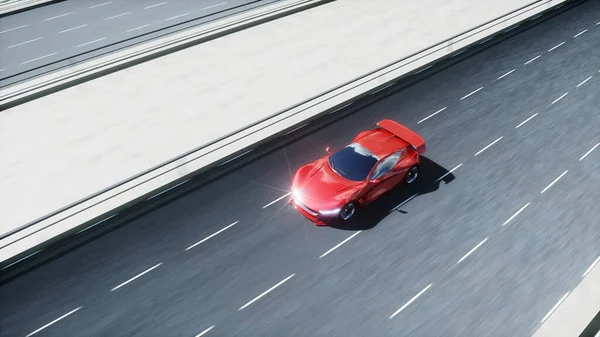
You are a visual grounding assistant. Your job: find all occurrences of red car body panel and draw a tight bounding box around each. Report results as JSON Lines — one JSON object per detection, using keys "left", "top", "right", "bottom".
{"left": 290, "top": 119, "right": 426, "bottom": 225}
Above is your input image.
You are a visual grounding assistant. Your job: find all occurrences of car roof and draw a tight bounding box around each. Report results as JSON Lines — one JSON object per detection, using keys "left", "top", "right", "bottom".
{"left": 353, "top": 128, "right": 409, "bottom": 158}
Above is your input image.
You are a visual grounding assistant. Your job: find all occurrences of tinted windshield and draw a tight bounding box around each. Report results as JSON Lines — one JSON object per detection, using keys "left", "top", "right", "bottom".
{"left": 328, "top": 143, "right": 379, "bottom": 181}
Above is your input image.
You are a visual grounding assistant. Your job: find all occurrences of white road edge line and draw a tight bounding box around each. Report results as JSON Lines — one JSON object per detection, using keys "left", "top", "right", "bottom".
{"left": 541, "top": 292, "right": 570, "bottom": 323}
{"left": 145, "top": 2, "right": 167, "bottom": 9}
{"left": 551, "top": 92, "right": 568, "bottom": 105}
{"left": 263, "top": 192, "right": 291, "bottom": 208}
{"left": 7, "top": 37, "right": 41, "bottom": 49}
{"left": 195, "top": 325, "right": 215, "bottom": 337}
{"left": 76, "top": 37, "right": 106, "bottom": 48}
{"left": 436, "top": 163, "right": 463, "bottom": 182}
{"left": 21, "top": 52, "right": 58, "bottom": 65}
{"left": 577, "top": 76, "right": 593, "bottom": 88}
{"left": 418, "top": 107, "right": 447, "bottom": 124}
{"left": 238, "top": 274, "right": 295, "bottom": 311}
{"left": 573, "top": 29, "right": 588, "bottom": 38}
{"left": 185, "top": 221, "right": 239, "bottom": 251}
{"left": 146, "top": 179, "right": 190, "bottom": 201}
{"left": 540, "top": 170, "right": 568, "bottom": 194}
{"left": 583, "top": 256, "right": 600, "bottom": 278}
{"left": 44, "top": 12, "right": 72, "bottom": 21}
{"left": 389, "top": 283, "right": 433, "bottom": 319}
{"left": 111, "top": 263, "right": 162, "bottom": 291}
{"left": 127, "top": 24, "right": 151, "bottom": 32}
{"left": 59, "top": 24, "right": 88, "bottom": 34}
{"left": 501, "top": 203, "right": 531, "bottom": 226}
{"left": 524, "top": 54, "right": 541, "bottom": 65}
{"left": 219, "top": 149, "right": 253, "bottom": 166}
{"left": 457, "top": 238, "right": 488, "bottom": 264}
{"left": 319, "top": 231, "right": 362, "bottom": 259}
{"left": 202, "top": 2, "right": 227, "bottom": 10}
{"left": 579, "top": 143, "right": 599, "bottom": 161}
{"left": 548, "top": 41, "right": 565, "bottom": 52}
{"left": 26, "top": 307, "right": 82, "bottom": 337}
{"left": 460, "top": 87, "right": 483, "bottom": 100}
{"left": 166, "top": 12, "right": 189, "bottom": 20}
{"left": 497, "top": 69, "right": 516, "bottom": 80}
{"left": 0, "top": 249, "right": 43, "bottom": 271}
{"left": 474, "top": 136, "right": 503, "bottom": 156}
{"left": 77, "top": 213, "right": 118, "bottom": 234}
{"left": 90, "top": 1, "right": 112, "bottom": 8}
{"left": 0, "top": 25, "right": 27, "bottom": 34}
{"left": 106, "top": 12, "right": 130, "bottom": 20}
{"left": 515, "top": 113, "right": 538, "bottom": 128}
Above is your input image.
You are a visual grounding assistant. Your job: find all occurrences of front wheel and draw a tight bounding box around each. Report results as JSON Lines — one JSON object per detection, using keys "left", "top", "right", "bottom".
{"left": 405, "top": 165, "right": 419, "bottom": 184}
{"left": 340, "top": 202, "right": 356, "bottom": 221}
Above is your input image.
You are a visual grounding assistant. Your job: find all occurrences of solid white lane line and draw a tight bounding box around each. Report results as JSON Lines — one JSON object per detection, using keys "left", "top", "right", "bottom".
{"left": 524, "top": 54, "right": 541, "bottom": 65}
{"left": 146, "top": 179, "right": 190, "bottom": 201}
{"left": 263, "top": 192, "right": 291, "bottom": 208}
{"left": 457, "top": 238, "right": 488, "bottom": 264}
{"left": 59, "top": 24, "right": 87, "bottom": 34}
{"left": 26, "top": 307, "right": 82, "bottom": 337}
{"left": 185, "top": 221, "right": 239, "bottom": 251}
{"left": 90, "top": 1, "right": 112, "bottom": 8}
{"left": 579, "top": 143, "right": 599, "bottom": 161}
{"left": 573, "top": 29, "right": 588, "bottom": 38}
{"left": 417, "top": 106, "right": 447, "bottom": 124}
{"left": 515, "top": 113, "right": 538, "bottom": 128}
{"left": 474, "top": 136, "right": 503, "bottom": 156}
{"left": 284, "top": 123, "right": 309, "bottom": 136}
{"left": 166, "top": 12, "right": 189, "bottom": 20}
{"left": 436, "top": 163, "right": 463, "bottom": 182}
{"left": 219, "top": 149, "right": 253, "bottom": 167}
{"left": 541, "top": 292, "right": 570, "bottom": 323}
{"left": 319, "top": 231, "right": 362, "bottom": 259}
{"left": 145, "top": 2, "right": 167, "bottom": 9}
{"left": 44, "top": 12, "right": 72, "bottom": 21}
{"left": 76, "top": 37, "right": 106, "bottom": 48}
{"left": 548, "top": 41, "right": 565, "bottom": 52}
{"left": 196, "top": 326, "right": 215, "bottom": 337}
{"left": 497, "top": 69, "right": 515, "bottom": 80}
{"left": 202, "top": 2, "right": 227, "bottom": 10}
{"left": 106, "top": 12, "right": 130, "bottom": 20}
{"left": 111, "top": 263, "right": 162, "bottom": 291}
{"left": 583, "top": 256, "right": 600, "bottom": 278}
{"left": 389, "top": 284, "right": 433, "bottom": 319}
{"left": 0, "top": 25, "right": 27, "bottom": 34}
{"left": 551, "top": 92, "right": 568, "bottom": 105}
{"left": 577, "top": 76, "right": 593, "bottom": 88}
{"left": 540, "top": 170, "right": 568, "bottom": 194}
{"left": 501, "top": 203, "right": 531, "bottom": 226}
{"left": 127, "top": 24, "right": 151, "bottom": 32}
{"left": 0, "top": 249, "right": 42, "bottom": 271}
{"left": 7, "top": 37, "right": 41, "bottom": 49}
{"left": 238, "top": 274, "right": 295, "bottom": 311}
{"left": 21, "top": 52, "right": 57, "bottom": 65}
{"left": 460, "top": 87, "right": 483, "bottom": 100}
{"left": 77, "top": 213, "right": 118, "bottom": 234}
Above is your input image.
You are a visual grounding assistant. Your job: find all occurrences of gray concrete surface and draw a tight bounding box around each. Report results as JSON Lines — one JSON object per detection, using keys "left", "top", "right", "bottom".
{"left": 1, "top": 1, "right": 598, "bottom": 335}
{"left": 0, "top": 0, "right": 567, "bottom": 263}
{"left": 0, "top": 0, "right": 282, "bottom": 86}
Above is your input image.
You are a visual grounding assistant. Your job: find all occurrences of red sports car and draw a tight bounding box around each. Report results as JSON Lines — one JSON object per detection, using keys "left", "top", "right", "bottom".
{"left": 290, "top": 119, "right": 426, "bottom": 225}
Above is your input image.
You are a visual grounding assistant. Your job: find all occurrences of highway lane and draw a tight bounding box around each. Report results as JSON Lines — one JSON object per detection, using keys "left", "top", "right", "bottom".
{"left": 1, "top": 1, "right": 600, "bottom": 336}
{"left": 0, "top": 0, "right": 280, "bottom": 86}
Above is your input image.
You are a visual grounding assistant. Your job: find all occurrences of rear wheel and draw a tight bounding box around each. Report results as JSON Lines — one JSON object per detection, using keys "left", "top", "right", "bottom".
{"left": 340, "top": 202, "right": 356, "bottom": 221}
{"left": 405, "top": 165, "right": 419, "bottom": 184}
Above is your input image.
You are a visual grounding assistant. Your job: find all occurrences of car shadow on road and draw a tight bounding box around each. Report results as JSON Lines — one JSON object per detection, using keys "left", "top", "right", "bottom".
{"left": 329, "top": 156, "right": 455, "bottom": 231}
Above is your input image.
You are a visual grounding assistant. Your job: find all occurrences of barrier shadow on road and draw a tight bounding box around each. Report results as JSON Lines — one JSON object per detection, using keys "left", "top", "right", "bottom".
{"left": 329, "top": 156, "right": 455, "bottom": 231}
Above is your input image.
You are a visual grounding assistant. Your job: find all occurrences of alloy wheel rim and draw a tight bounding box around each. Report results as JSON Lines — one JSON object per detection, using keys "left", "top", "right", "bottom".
{"left": 341, "top": 203, "right": 355, "bottom": 220}
{"left": 406, "top": 166, "right": 418, "bottom": 183}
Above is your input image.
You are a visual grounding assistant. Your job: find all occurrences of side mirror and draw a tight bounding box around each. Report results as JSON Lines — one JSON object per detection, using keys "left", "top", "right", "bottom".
{"left": 325, "top": 146, "right": 331, "bottom": 154}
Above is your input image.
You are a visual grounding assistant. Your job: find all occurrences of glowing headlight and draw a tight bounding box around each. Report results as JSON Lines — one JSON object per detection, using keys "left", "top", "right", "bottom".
{"left": 291, "top": 189, "right": 302, "bottom": 202}
{"left": 319, "top": 208, "right": 341, "bottom": 215}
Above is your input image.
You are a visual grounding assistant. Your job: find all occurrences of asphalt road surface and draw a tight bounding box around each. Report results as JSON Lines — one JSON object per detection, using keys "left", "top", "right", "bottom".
{"left": 0, "top": 0, "right": 280, "bottom": 86}
{"left": 1, "top": 1, "right": 600, "bottom": 336}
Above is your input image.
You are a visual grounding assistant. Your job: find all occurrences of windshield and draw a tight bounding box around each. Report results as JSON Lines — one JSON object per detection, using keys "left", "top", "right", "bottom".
{"left": 328, "top": 143, "right": 379, "bottom": 181}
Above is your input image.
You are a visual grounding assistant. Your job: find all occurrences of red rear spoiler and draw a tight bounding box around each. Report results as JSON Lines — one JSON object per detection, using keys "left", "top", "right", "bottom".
{"left": 375, "top": 119, "right": 426, "bottom": 154}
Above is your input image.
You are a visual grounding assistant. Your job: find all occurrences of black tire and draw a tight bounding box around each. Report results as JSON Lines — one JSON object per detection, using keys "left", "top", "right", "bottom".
{"left": 405, "top": 165, "right": 419, "bottom": 184}
{"left": 340, "top": 202, "right": 356, "bottom": 221}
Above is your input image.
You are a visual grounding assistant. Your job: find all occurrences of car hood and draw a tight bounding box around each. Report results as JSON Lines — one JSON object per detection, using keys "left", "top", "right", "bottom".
{"left": 292, "top": 158, "right": 361, "bottom": 210}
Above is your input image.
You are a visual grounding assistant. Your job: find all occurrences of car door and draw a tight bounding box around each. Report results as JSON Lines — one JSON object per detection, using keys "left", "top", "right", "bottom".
{"left": 361, "top": 149, "right": 406, "bottom": 203}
